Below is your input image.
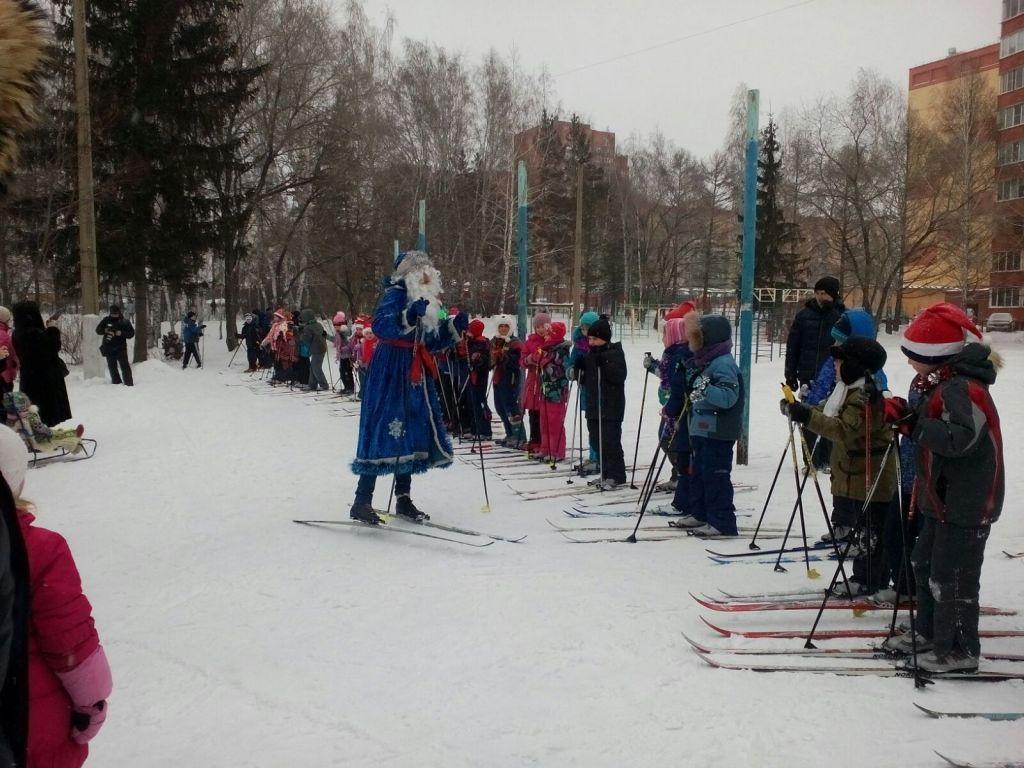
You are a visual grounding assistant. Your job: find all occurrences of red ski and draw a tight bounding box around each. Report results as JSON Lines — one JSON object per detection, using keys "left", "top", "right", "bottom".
{"left": 700, "top": 616, "right": 1024, "bottom": 640}
{"left": 691, "top": 593, "right": 1016, "bottom": 616}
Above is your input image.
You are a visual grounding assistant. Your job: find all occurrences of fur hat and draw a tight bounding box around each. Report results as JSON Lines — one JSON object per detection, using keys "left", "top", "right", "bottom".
{"left": 666, "top": 300, "right": 697, "bottom": 320}
{"left": 0, "top": 0, "right": 50, "bottom": 197}
{"left": 587, "top": 318, "right": 612, "bottom": 342}
{"left": 532, "top": 312, "right": 551, "bottom": 330}
{"left": 495, "top": 314, "right": 514, "bottom": 328}
{"left": 831, "top": 337, "right": 887, "bottom": 385}
{"left": 814, "top": 276, "right": 841, "bottom": 303}
{"left": 333, "top": 311, "right": 346, "bottom": 325}
{"left": 0, "top": 424, "right": 28, "bottom": 498}
{"left": 0, "top": 305, "right": 10, "bottom": 325}
{"left": 393, "top": 250, "right": 434, "bottom": 278}
{"left": 901, "top": 303, "right": 982, "bottom": 363}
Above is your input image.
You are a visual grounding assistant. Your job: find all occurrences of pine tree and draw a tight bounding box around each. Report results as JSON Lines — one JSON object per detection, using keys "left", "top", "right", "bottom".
{"left": 754, "top": 118, "right": 803, "bottom": 289}
{"left": 52, "top": 0, "right": 258, "bottom": 360}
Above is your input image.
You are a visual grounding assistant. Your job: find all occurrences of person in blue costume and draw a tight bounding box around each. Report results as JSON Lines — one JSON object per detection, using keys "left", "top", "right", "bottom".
{"left": 349, "top": 251, "right": 469, "bottom": 525}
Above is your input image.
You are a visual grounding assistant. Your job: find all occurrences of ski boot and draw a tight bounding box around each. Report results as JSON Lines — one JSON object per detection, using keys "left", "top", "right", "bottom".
{"left": 349, "top": 503, "right": 385, "bottom": 526}
{"left": 914, "top": 650, "right": 978, "bottom": 674}
{"left": 395, "top": 495, "right": 430, "bottom": 523}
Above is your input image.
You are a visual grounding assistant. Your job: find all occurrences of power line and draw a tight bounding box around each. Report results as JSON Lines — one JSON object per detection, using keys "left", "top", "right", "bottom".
{"left": 552, "top": 0, "right": 820, "bottom": 78}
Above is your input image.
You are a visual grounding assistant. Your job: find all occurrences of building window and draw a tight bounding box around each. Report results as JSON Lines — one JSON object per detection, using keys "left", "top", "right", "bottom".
{"left": 1005, "top": 0, "right": 1024, "bottom": 20}
{"left": 999, "top": 102, "right": 1024, "bottom": 129}
{"left": 1002, "top": 29, "right": 1024, "bottom": 58}
{"left": 990, "top": 286, "right": 1022, "bottom": 307}
{"left": 998, "top": 140, "right": 1024, "bottom": 165}
{"left": 1002, "top": 66, "right": 1024, "bottom": 94}
{"left": 998, "top": 177, "right": 1024, "bottom": 200}
{"left": 993, "top": 251, "right": 1023, "bottom": 271}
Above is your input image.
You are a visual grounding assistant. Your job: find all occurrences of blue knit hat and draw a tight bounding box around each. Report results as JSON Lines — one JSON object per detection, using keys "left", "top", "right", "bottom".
{"left": 831, "top": 308, "right": 877, "bottom": 343}
{"left": 579, "top": 310, "right": 599, "bottom": 328}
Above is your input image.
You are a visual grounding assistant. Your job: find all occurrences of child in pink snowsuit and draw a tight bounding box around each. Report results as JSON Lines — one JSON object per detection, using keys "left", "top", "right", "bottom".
{"left": 537, "top": 322, "right": 571, "bottom": 461}
{"left": 0, "top": 428, "right": 112, "bottom": 768}
{"left": 520, "top": 313, "right": 550, "bottom": 455}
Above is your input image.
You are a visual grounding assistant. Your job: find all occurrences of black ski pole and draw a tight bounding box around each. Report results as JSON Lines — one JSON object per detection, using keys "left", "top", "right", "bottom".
{"left": 467, "top": 381, "right": 492, "bottom": 512}
{"left": 749, "top": 433, "right": 793, "bottom": 550}
{"left": 627, "top": 443, "right": 669, "bottom": 542}
{"left": 566, "top": 381, "right": 580, "bottom": 483}
{"left": 597, "top": 366, "right": 604, "bottom": 489}
{"left": 630, "top": 356, "right": 652, "bottom": 489}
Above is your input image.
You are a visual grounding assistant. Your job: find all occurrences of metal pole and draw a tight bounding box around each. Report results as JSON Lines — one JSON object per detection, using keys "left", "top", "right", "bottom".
{"left": 736, "top": 89, "right": 759, "bottom": 465}
{"left": 416, "top": 199, "right": 426, "bottom": 251}
{"left": 394, "top": 239, "right": 400, "bottom": 261}
{"left": 573, "top": 164, "right": 584, "bottom": 319}
{"left": 516, "top": 162, "right": 529, "bottom": 340}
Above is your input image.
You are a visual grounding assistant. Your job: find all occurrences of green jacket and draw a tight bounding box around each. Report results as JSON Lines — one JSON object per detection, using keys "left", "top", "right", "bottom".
{"left": 806, "top": 390, "right": 897, "bottom": 502}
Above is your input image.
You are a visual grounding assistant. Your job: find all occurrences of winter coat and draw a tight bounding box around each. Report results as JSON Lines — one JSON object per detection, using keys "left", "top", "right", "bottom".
{"left": 0, "top": 320, "right": 19, "bottom": 388}
{"left": 298, "top": 311, "right": 328, "bottom": 356}
{"left": 12, "top": 304, "right": 71, "bottom": 428}
{"left": 806, "top": 389, "right": 898, "bottom": 502}
{"left": 538, "top": 338, "right": 571, "bottom": 405}
{"left": 490, "top": 336, "right": 522, "bottom": 392}
{"left": 785, "top": 299, "right": 845, "bottom": 385}
{"left": 467, "top": 336, "right": 491, "bottom": 387}
{"left": 567, "top": 329, "right": 590, "bottom": 410}
{"left": 0, "top": 479, "right": 30, "bottom": 768}
{"left": 181, "top": 317, "right": 204, "bottom": 345}
{"left": 686, "top": 347, "right": 743, "bottom": 442}
{"left": 520, "top": 333, "right": 545, "bottom": 410}
{"left": 910, "top": 344, "right": 1004, "bottom": 527}
{"left": 898, "top": 383, "right": 924, "bottom": 496}
{"left": 352, "top": 282, "right": 458, "bottom": 476}
{"left": 95, "top": 316, "right": 135, "bottom": 357}
{"left": 20, "top": 511, "right": 102, "bottom": 768}
{"left": 263, "top": 319, "right": 296, "bottom": 367}
{"left": 334, "top": 326, "right": 351, "bottom": 360}
{"left": 360, "top": 336, "right": 377, "bottom": 368}
{"left": 238, "top": 319, "right": 263, "bottom": 350}
{"left": 662, "top": 355, "right": 692, "bottom": 452}
{"left": 580, "top": 342, "right": 627, "bottom": 422}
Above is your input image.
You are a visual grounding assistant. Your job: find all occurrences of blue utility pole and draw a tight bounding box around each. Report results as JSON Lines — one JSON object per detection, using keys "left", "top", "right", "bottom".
{"left": 516, "top": 161, "right": 529, "bottom": 339}
{"left": 393, "top": 240, "right": 400, "bottom": 262}
{"left": 416, "top": 199, "right": 426, "bottom": 251}
{"left": 737, "top": 89, "right": 759, "bottom": 466}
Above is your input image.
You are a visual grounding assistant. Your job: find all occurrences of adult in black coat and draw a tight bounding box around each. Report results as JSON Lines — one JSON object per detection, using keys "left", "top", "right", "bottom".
{"left": 96, "top": 305, "right": 136, "bottom": 386}
{"left": 580, "top": 319, "right": 628, "bottom": 487}
{"left": 11, "top": 301, "right": 71, "bottom": 427}
{"left": 0, "top": 472, "right": 30, "bottom": 768}
{"left": 784, "top": 276, "right": 845, "bottom": 390}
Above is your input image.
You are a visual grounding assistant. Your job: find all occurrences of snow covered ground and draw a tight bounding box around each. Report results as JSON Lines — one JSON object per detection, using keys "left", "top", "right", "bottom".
{"left": 25, "top": 325, "right": 1024, "bottom": 767}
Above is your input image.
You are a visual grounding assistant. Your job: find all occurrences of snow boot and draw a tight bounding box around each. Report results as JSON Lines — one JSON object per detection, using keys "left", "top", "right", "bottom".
{"left": 882, "top": 630, "right": 934, "bottom": 655}
{"left": 914, "top": 650, "right": 978, "bottom": 674}
{"left": 600, "top": 478, "right": 622, "bottom": 491}
{"left": 690, "top": 523, "right": 728, "bottom": 537}
{"left": 395, "top": 495, "right": 430, "bottom": 522}
{"left": 574, "top": 460, "right": 599, "bottom": 475}
{"left": 655, "top": 479, "right": 677, "bottom": 492}
{"left": 349, "top": 503, "right": 385, "bottom": 526}
{"left": 668, "top": 514, "right": 704, "bottom": 528}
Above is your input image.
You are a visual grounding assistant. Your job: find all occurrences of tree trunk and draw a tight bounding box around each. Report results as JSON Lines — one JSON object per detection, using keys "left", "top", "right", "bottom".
{"left": 133, "top": 268, "right": 149, "bottom": 362}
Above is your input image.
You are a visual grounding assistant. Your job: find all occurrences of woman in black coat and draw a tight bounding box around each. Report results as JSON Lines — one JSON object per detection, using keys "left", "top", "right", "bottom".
{"left": 11, "top": 302, "right": 72, "bottom": 427}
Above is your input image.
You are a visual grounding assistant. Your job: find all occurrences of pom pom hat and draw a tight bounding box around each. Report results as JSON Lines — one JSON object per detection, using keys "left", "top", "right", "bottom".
{"left": 666, "top": 300, "right": 697, "bottom": 320}
{"left": 901, "top": 303, "right": 982, "bottom": 364}
{"left": 333, "top": 311, "right": 346, "bottom": 325}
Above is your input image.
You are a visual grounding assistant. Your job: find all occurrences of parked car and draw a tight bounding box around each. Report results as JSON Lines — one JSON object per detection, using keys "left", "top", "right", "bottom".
{"left": 985, "top": 312, "right": 1015, "bottom": 332}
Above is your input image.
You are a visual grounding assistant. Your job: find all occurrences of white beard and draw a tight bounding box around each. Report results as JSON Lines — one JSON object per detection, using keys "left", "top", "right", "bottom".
{"left": 405, "top": 266, "right": 443, "bottom": 333}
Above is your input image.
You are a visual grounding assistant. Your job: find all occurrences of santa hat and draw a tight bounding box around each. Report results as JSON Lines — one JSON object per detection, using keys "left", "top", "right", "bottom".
{"left": 468, "top": 319, "right": 485, "bottom": 338}
{"left": 333, "top": 311, "right": 346, "bottom": 325}
{"left": 901, "top": 303, "right": 982, "bottom": 363}
{"left": 666, "top": 300, "right": 697, "bottom": 320}
{"left": 0, "top": 425, "right": 28, "bottom": 499}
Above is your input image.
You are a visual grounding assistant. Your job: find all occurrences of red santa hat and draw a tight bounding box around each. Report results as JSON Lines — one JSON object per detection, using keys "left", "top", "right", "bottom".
{"left": 666, "top": 300, "right": 697, "bottom": 320}
{"left": 901, "top": 303, "right": 982, "bottom": 363}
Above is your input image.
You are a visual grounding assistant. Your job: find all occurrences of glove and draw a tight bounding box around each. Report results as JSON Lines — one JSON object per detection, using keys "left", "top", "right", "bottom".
{"left": 883, "top": 396, "right": 917, "bottom": 435}
{"left": 406, "top": 298, "right": 429, "bottom": 325}
{"left": 57, "top": 647, "right": 112, "bottom": 745}
{"left": 71, "top": 702, "right": 107, "bottom": 745}
{"left": 452, "top": 312, "right": 469, "bottom": 334}
{"left": 798, "top": 384, "right": 810, "bottom": 400}
{"left": 786, "top": 400, "right": 812, "bottom": 425}
{"left": 785, "top": 377, "right": 798, "bottom": 391}
{"left": 657, "top": 389, "right": 669, "bottom": 406}
{"left": 642, "top": 354, "right": 657, "bottom": 372}
{"left": 779, "top": 398, "right": 790, "bottom": 417}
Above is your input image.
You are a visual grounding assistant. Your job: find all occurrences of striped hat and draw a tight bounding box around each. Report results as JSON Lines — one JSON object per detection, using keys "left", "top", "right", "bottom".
{"left": 901, "top": 303, "right": 982, "bottom": 363}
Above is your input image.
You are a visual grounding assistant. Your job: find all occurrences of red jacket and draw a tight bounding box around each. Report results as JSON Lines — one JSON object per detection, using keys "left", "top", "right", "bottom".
{"left": 520, "top": 332, "right": 544, "bottom": 410}
{"left": 0, "top": 321, "right": 19, "bottom": 386}
{"left": 20, "top": 511, "right": 100, "bottom": 768}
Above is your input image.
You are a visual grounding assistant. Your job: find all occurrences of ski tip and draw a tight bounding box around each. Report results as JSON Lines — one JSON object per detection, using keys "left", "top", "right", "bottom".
{"left": 700, "top": 616, "right": 732, "bottom": 637}
{"left": 933, "top": 752, "right": 960, "bottom": 768}
{"left": 914, "top": 703, "right": 939, "bottom": 718}
{"left": 680, "top": 633, "right": 712, "bottom": 654}
{"left": 693, "top": 650, "right": 720, "bottom": 668}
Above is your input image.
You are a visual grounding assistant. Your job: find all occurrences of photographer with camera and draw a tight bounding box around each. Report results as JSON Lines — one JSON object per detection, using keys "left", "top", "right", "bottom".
{"left": 181, "top": 311, "right": 206, "bottom": 370}
{"left": 96, "top": 305, "right": 136, "bottom": 386}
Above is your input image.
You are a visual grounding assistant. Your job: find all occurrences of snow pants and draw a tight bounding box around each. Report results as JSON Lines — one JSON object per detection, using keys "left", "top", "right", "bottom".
{"left": 528, "top": 410, "right": 541, "bottom": 448}
{"left": 245, "top": 344, "right": 259, "bottom": 370}
{"left": 493, "top": 382, "right": 518, "bottom": 436}
{"left": 182, "top": 342, "right": 202, "bottom": 368}
{"left": 834, "top": 496, "right": 888, "bottom": 594}
{"left": 686, "top": 437, "right": 737, "bottom": 535}
{"left": 669, "top": 450, "right": 693, "bottom": 513}
{"left": 355, "top": 473, "right": 411, "bottom": 507}
{"left": 105, "top": 349, "right": 133, "bottom": 386}
{"left": 884, "top": 490, "right": 919, "bottom": 595}
{"left": 309, "top": 352, "right": 330, "bottom": 391}
{"left": 539, "top": 400, "right": 567, "bottom": 460}
{"left": 338, "top": 358, "right": 355, "bottom": 393}
{"left": 912, "top": 516, "right": 990, "bottom": 658}
{"left": 468, "top": 382, "right": 491, "bottom": 438}
{"left": 587, "top": 418, "right": 626, "bottom": 484}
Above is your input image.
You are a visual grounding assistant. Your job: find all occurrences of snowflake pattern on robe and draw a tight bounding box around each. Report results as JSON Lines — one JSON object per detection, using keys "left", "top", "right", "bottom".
{"left": 351, "top": 278, "right": 459, "bottom": 477}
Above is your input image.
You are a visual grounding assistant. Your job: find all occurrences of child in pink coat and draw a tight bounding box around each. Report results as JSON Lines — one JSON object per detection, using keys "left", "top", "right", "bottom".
{"left": 0, "top": 427, "right": 112, "bottom": 768}
{"left": 520, "top": 313, "right": 550, "bottom": 455}
{"left": 536, "top": 322, "right": 571, "bottom": 462}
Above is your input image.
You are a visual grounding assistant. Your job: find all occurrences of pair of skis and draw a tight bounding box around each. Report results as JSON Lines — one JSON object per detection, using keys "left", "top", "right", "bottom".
{"left": 692, "top": 592, "right": 1016, "bottom": 616}
{"left": 698, "top": 615, "right": 1024, "bottom": 641}
{"left": 293, "top": 513, "right": 526, "bottom": 547}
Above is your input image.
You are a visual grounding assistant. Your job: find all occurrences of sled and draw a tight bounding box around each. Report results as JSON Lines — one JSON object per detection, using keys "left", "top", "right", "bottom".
{"left": 28, "top": 438, "right": 98, "bottom": 467}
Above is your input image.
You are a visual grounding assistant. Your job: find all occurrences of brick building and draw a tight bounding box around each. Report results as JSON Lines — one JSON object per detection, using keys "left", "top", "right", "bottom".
{"left": 513, "top": 120, "right": 628, "bottom": 179}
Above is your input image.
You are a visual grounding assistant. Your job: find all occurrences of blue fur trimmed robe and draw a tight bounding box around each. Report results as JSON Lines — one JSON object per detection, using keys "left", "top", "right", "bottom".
{"left": 351, "top": 279, "right": 458, "bottom": 476}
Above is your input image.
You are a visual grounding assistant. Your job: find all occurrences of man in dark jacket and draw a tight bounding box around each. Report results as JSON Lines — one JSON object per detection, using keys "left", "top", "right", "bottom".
{"left": 236, "top": 312, "right": 263, "bottom": 373}
{"left": 96, "top": 305, "right": 136, "bottom": 386}
{"left": 580, "top": 318, "right": 627, "bottom": 490}
{"left": 883, "top": 303, "right": 1003, "bottom": 674}
{"left": 181, "top": 312, "right": 205, "bottom": 369}
{"left": 785, "top": 276, "right": 844, "bottom": 468}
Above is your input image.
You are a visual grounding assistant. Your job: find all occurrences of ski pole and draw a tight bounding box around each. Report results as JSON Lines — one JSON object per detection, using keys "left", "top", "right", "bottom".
{"left": 467, "top": 381, "right": 492, "bottom": 513}
{"left": 566, "top": 380, "right": 580, "bottom": 484}
{"left": 627, "top": 441, "right": 668, "bottom": 542}
{"left": 781, "top": 385, "right": 816, "bottom": 579}
{"left": 630, "top": 355, "right": 651, "bottom": 489}
{"left": 227, "top": 335, "right": 242, "bottom": 368}
{"left": 597, "top": 366, "right": 604, "bottom": 488}
{"left": 748, "top": 434, "right": 794, "bottom": 550}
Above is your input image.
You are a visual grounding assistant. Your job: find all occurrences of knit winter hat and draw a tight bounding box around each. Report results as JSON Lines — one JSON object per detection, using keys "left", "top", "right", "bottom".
{"left": 0, "top": 426, "right": 28, "bottom": 498}
{"left": 0, "top": 306, "right": 10, "bottom": 325}
{"left": 700, "top": 315, "right": 732, "bottom": 347}
{"left": 666, "top": 300, "right": 698, "bottom": 320}
{"left": 831, "top": 308, "right": 877, "bottom": 344}
{"left": 244, "top": 313, "right": 254, "bottom": 323}
{"left": 549, "top": 321, "right": 567, "bottom": 340}
{"left": 814, "top": 277, "right": 841, "bottom": 303}
{"left": 532, "top": 312, "right": 552, "bottom": 330}
{"left": 579, "top": 310, "right": 599, "bottom": 329}
{"left": 662, "top": 318, "right": 686, "bottom": 347}
{"left": 468, "top": 319, "right": 485, "bottom": 338}
{"left": 901, "top": 303, "right": 982, "bottom": 364}
{"left": 831, "top": 337, "right": 887, "bottom": 386}
{"left": 108, "top": 305, "right": 121, "bottom": 315}
{"left": 587, "top": 318, "right": 612, "bottom": 342}
{"left": 333, "top": 311, "right": 346, "bottom": 325}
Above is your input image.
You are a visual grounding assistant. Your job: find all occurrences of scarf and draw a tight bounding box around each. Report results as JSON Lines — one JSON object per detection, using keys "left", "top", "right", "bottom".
{"left": 692, "top": 339, "right": 732, "bottom": 369}
{"left": 823, "top": 377, "right": 864, "bottom": 418}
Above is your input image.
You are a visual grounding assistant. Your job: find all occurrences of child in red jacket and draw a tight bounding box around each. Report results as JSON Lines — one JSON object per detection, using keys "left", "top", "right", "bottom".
{"left": 0, "top": 427, "right": 112, "bottom": 768}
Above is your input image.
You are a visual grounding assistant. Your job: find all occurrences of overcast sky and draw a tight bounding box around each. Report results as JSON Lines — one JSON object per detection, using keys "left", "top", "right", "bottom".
{"left": 344, "top": 0, "right": 999, "bottom": 158}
